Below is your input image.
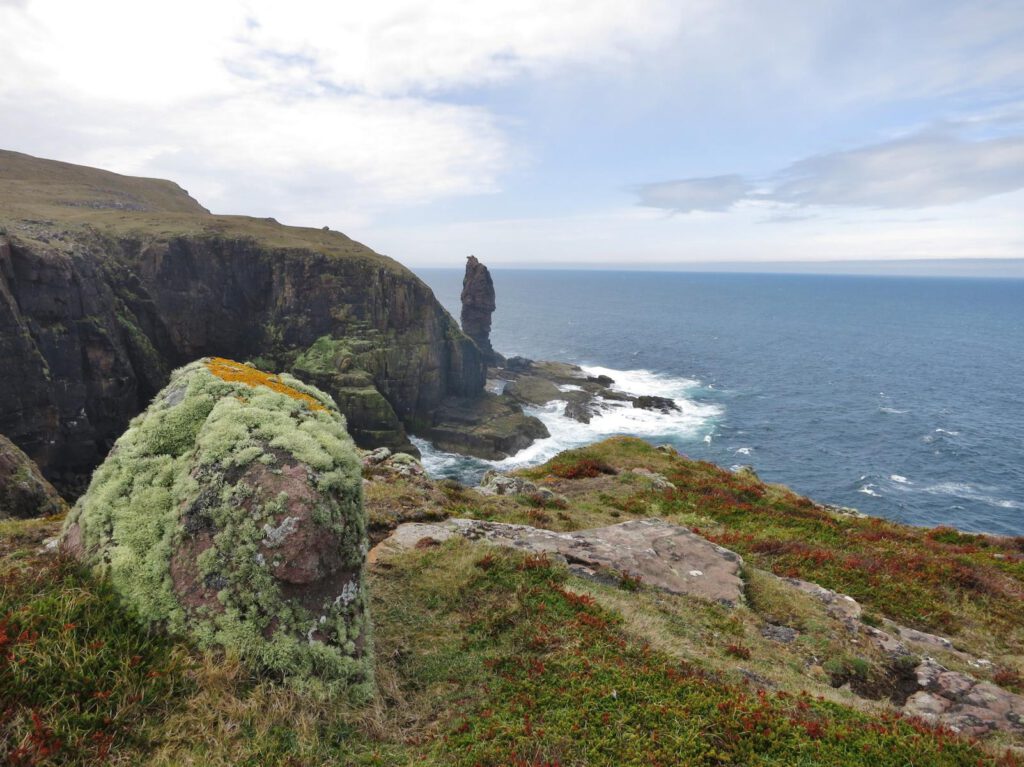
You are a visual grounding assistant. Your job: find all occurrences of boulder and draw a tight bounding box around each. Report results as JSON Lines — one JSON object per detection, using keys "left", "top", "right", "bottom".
{"left": 371, "top": 517, "right": 745, "bottom": 606}
{"left": 630, "top": 467, "right": 676, "bottom": 491}
{"left": 633, "top": 395, "right": 680, "bottom": 413}
{"left": 504, "top": 356, "right": 534, "bottom": 372}
{"left": 0, "top": 433, "right": 67, "bottom": 519}
{"left": 474, "top": 470, "right": 564, "bottom": 505}
{"left": 61, "top": 358, "right": 373, "bottom": 699}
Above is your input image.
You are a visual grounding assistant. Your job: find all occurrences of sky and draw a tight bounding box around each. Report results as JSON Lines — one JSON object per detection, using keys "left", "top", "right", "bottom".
{"left": 1, "top": 0, "right": 1023, "bottom": 271}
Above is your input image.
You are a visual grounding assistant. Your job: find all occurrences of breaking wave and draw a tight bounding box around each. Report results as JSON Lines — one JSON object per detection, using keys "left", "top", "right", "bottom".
{"left": 415, "top": 366, "right": 721, "bottom": 483}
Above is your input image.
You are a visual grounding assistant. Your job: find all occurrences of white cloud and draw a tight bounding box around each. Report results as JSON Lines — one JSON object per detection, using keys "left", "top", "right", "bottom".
{"left": 638, "top": 130, "right": 1024, "bottom": 213}
{"left": 0, "top": 0, "right": 682, "bottom": 222}
{"left": 634, "top": 176, "right": 749, "bottom": 213}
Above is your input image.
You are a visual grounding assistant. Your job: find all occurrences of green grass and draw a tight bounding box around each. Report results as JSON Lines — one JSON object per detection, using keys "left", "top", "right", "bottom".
{"left": 517, "top": 438, "right": 1024, "bottom": 662}
{"left": 5, "top": 435, "right": 1024, "bottom": 764}
{"left": 4, "top": 520, "right": 1021, "bottom": 765}
{"left": 1, "top": 530, "right": 190, "bottom": 765}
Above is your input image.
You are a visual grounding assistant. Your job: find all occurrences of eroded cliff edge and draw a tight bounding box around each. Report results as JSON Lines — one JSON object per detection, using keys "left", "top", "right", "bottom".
{"left": 0, "top": 149, "right": 542, "bottom": 493}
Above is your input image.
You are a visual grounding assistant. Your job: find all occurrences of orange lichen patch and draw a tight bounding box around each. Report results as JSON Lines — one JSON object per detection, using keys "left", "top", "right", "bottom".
{"left": 205, "top": 357, "right": 327, "bottom": 412}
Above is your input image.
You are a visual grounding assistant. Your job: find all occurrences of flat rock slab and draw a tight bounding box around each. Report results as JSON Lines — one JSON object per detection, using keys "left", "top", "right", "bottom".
{"left": 370, "top": 517, "right": 744, "bottom": 606}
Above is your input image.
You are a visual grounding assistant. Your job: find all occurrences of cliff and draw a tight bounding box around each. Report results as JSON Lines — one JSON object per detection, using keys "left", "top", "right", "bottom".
{"left": 0, "top": 149, "right": 493, "bottom": 493}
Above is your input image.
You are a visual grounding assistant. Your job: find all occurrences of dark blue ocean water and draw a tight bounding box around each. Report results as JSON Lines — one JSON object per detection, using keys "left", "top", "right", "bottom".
{"left": 416, "top": 269, "right": 1024, "bottom": 537}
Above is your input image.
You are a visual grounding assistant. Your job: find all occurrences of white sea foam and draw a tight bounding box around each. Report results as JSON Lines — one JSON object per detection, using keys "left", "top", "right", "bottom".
{"left": 921, "top": 481, "right": 1022, "bottom": 510}
{"left": 735, "top": 447, "right": 753, "bottom": 455}
{"left": 415, "top": 366, "right": 722, "bottom": 479}
{"left": 557, "top": 384, "right": 584, "bottom": 392}
{"left": 879, "top": 406, "right": 908, "bottom": 415}
{"left": 858, "top": 484, "right": 881, "bottom": 497}
{"left": 890, "top": 474, "right": 910, "bottom": 484}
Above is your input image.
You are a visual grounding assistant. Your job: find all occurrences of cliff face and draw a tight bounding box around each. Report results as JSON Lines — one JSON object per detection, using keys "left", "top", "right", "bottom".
{"left": 0, "top": 150, "right": 485, "bottom": 493}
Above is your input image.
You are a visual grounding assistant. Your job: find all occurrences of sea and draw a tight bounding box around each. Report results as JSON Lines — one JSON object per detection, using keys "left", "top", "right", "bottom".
{"left": 414, "top": 269, "right": 1024, "bottom": 537}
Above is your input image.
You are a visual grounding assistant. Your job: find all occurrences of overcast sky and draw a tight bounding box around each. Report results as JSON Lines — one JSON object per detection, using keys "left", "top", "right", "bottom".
{"left": 2, "top": 0, "right": 1023, "bottom": 269}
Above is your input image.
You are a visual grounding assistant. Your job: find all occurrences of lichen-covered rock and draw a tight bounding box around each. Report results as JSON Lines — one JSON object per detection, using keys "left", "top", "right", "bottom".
{"left": 61, "top": 357, "right": 373, "bottom": 699}
{"left": 0, "top": 433, "right": 67, "bottom": 518}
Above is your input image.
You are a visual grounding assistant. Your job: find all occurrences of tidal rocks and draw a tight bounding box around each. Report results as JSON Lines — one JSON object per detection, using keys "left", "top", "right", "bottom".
{"left": 633, "top": 395, "right": 680, "bottom": 414}
{"left": 372, "top": 517, "right": 745, "bottom": 606}
{"left": 503, "top": 374, "right": 564, "bottom": 406}
{"left": 61, "top": 358, "right": 373, "bottom": 698}
{"left": 427, "top": 393, "right": 549, "bottom": 460}
{"left": 0, "top": 433, "right": 66, "bottom": 519}
{"left": 460, "top": 255, "right": 502, "bottom": 365}
{"left": 0, "top": 150, "right": 484, "bottom": 493}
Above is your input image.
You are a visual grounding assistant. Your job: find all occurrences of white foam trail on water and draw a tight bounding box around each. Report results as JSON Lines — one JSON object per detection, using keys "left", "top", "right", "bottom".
{"left": 879, "top": 406, "right": 908, "bottom": 414}
{"left": 890, "top": 474, "right": 910, "bottom": 484}
{"left": 415, "top": 366, "right": 722, "bottom": 478}
{"left": 921, "top": 481, "right": 1022, "bottom": 510}
{"left": 735, "top": 447, "right": 753, "bottom": 455}
{"left": 858, "top": 484, "right": 881, "bottom": 497}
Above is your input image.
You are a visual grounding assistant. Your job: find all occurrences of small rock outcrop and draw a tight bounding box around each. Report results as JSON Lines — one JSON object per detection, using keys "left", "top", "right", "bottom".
{"left": 460, "top": 255, "right": 502, "bottom": 365}
{"left": 371, "top": 517, "right": 745, "bottom": 606}
{"left": 61, "top": 358, "right": 373, "bottom": 698}
{"left": 903, "top": 659, "right": 1024, "bottom": 737}
{"left": 473, "top": 470, "right": 567, "bottom": 505}
{"left": 0, "top": 433, "right": 66, "bottom": 518}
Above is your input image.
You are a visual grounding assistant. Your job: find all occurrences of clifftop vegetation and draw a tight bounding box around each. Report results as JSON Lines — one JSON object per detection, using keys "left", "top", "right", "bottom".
{"left": 4, "top": 437, "right": 1023, "bottom": 765}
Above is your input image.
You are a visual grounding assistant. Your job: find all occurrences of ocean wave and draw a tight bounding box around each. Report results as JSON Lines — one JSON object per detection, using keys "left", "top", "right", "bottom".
{"left": 858, "top": 484, "right": 881, "bottom": 497}
{"left": 879, "top": 406, "right": 908, "bottom": 415}
{"left": 890, "top": 474, "right": 910, "bottom": 484}
{"left": 735, "top": 447, "right": 753, "bottom": 455}
{"left": 415, "top": 366, "right": 721, "bottom": 481}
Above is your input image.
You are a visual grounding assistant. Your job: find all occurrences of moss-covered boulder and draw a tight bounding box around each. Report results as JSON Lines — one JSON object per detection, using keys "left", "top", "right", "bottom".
{"left": 0, "top": 433, "right": 67, "bottom": 518}
{"left": 61, "top": 357, "right": 373, "bottom": 699}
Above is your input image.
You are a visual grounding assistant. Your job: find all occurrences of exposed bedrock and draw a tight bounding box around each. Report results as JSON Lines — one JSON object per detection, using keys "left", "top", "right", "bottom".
{"left": 0, "top": 432, "right": 67, "bottom": 519}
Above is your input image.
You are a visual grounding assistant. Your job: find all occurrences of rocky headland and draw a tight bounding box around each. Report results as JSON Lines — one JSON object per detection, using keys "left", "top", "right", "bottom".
{"left": 0, "top": 150, "right": 544, "bottom": 496}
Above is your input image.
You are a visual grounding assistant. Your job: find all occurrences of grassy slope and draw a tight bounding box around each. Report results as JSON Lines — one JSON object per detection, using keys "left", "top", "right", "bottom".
{"left": 3, "top": 437, "right": 1024, "bottom": 764}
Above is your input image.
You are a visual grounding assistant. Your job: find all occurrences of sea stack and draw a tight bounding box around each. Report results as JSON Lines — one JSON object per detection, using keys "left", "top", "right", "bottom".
{"left": 461, "top": 255, "right": 502, "bottom": 365}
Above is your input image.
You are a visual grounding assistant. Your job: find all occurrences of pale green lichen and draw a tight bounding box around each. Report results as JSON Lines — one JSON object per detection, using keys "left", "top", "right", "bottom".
{"left": 64, "top": 358, "right": 373, "bottom": 700}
